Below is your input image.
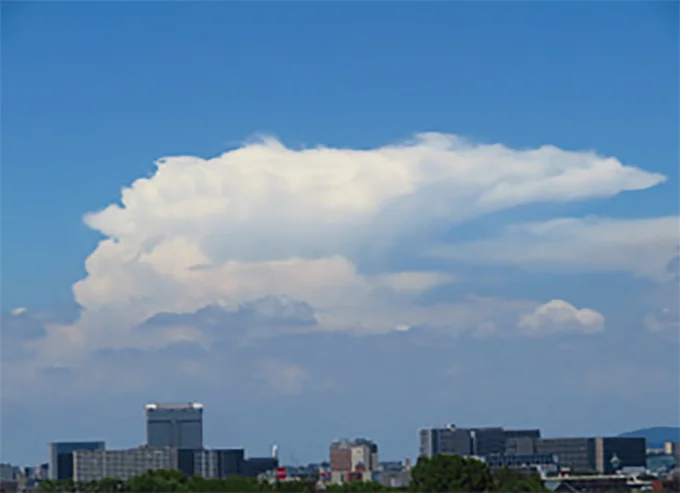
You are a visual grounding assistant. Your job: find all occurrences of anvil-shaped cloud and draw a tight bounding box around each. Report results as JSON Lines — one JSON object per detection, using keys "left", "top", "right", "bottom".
{"left": 22, "top": 133, "right": 675, "bottom": 368}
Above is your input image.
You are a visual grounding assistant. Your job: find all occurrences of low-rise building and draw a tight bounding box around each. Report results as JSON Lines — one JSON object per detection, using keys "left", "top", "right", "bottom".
{"left": 419, "top": 424, "right": 541, "bottom": 459}
{"left": 664, "top": 441, "right": 680, "bottom": 465}
{"left": 49, "top": 441, "right": 105, "bottom": 480}
{"left": 535, "top": 437, "right": 645, "bottom": 473}
{"left": 378, "top": 470, "right": 412, "bottom": 488}
{"left": 329, "top": 439, "right": 379, "bottom": 474}
{"left": 544, "top": 474, "right": 629, "bottom": 493}
{"left": 0, "top": 465, "right": 18, "bottom": 483}
{"left": 482, "top": 453, "right": 558, "bottom": 472}
{"left": 73, "top": 447, "right": 175, "bottom": 482}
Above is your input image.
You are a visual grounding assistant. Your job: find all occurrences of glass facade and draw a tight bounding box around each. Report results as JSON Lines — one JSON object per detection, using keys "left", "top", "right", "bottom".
{"left": 146, "top": 403, "right": 203, "bottom": 449}
{"left": 49, "top": 441, "right": 105, "bottom": 480}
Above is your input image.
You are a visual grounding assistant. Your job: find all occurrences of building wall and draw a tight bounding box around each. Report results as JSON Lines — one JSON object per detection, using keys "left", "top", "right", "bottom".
{"left": 504, "top": 429, "right": 541, "bottom": 440}
{"left": 73, "top": 447, "right": 175, "bottom": 482}
{"left": 145, "top": 403, "right": 203, "bottom": 450}
{"left": 419, "top": 427, "right": 472, "bottom": 458}
{"left": 419, "top": 430, "right": 434, "bottom": 458}
{"left": 241, "top": 457, "right": 278, "bottom": 478}
{"left": 329, "top": 448, "right": 352, "bottom": 471}
{"left": 421, "top": 426, "right": 540, "bottom": 459}
{"left": 504, "top": 430, "right": 541, "bottom": 456}
{"left": 351, "top": 446, "right": 369, "bottom": 471}
{"left": 350, "top": 445, "right": 378, "bottom": 471}
{"left": 378, "top": 470, "right": 412, "bottom": 488}
{"left": 49, "top": 441, "right": 105, "bottom": 480}
{"left": 371, "top": 453, "right": 379, "bottom": 471}
{"left": 213, "top": 449, "right": 244, "bottom": 478}
{"left": 595, "top": 437, "right": 646, "bottom": 473}
{"left": 483, "top": 453, "right": 557, "bottom": 470}
{"left": 0, "top": 465, "right": 16, "bottom": 482}
{"left": 663, "top": 442, "right": 678, "bottom": 455}
{"left": 664, "top": 441, "right": 680, "bottom": 465}
{"left": 330, "top": 440, "right": 379, "bottom": 472}
{"left": 535, "top": 438, "right": 596, "bottom": 472}
{"left": 470, "top": 428, "right": 507, "bottom": 456}
{"left": 506, "top": 437, "right": 537, "bottom": 455}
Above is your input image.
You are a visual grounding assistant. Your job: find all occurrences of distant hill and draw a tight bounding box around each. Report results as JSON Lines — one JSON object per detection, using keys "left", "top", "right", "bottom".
{"left": 618, "top": 427, "right": 680, "bottom": 448}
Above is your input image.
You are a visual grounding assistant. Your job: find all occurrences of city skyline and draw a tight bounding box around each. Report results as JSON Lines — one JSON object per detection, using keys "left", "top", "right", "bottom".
{"left": 4, "top": 400, "right": 677, "bottom": 468}
{"left": 2, "top": 0, "right": 678, "bottom": 468}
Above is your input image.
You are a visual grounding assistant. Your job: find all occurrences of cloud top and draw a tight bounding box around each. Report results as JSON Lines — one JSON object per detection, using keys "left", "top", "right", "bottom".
{"left": 85, "top": 134, "right": 664, "bottom": 245}
{"left": 518, "top": 299, "right": 605, "bottom": 335}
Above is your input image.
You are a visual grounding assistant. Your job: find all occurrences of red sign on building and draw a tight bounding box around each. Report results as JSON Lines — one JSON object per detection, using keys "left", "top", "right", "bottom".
{"left": 275, "top": 467, "right": 287, "bottom": 480}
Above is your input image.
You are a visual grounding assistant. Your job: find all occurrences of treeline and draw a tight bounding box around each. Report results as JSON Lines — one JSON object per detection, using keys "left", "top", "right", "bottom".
{"left": 410, "top": 455, "right": 548, "bottom": 492}
{"left": 36, "top": 455, "right": 548, "bottom": 492}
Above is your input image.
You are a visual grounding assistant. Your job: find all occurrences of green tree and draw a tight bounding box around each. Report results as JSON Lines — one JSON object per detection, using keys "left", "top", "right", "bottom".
{"left": 409, "top": 454, "right": 494, "bottom": 492}
{"left": 36, "top": 479, "right": 62, "bottom": 493}
{"left": 127, "top": 469, "right": 188, "bottom": 493}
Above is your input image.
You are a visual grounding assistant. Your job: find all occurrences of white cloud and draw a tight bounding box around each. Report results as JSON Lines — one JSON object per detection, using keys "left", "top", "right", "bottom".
{"left": 518, "top": 299, "right": 605, "bottom": 335}
{"left": 432, "top": 216, "right": 679, "bottom": 280}
{"left": 25, "top": 133, "right": 668, "bottom": 363}
{"left": 11, "top": 307, "right": 27, "bottom": 316}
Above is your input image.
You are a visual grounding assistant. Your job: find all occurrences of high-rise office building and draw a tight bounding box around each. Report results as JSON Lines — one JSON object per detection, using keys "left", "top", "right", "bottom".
{"left": 469, "top": 427, "right": 507, "bottom": 456}
{"left": 535, "top": 436, "right": 646, "bottom": 473}
{"left": 49, "top": 441, "right": 105, "bottom": 480}
{"left": 146, "top": 402, "right": 203, "bottom": 449}
{"left": 419, "top": 426, "right": 472, "bottom": 458}
{"left": 419, "top": 425, "right": 541, "bottom": 458}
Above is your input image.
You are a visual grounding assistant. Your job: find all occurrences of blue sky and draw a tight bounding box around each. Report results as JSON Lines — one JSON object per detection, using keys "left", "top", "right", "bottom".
{"left": 2, "top": 1, "right": 679, "bottom": 466}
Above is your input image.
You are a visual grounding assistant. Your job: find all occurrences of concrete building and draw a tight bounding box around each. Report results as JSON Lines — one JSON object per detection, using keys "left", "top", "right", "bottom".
{"left": 49, "top": 441, "right": 105, "bottom": 480}
{"left": 330, "top": 470, "right": 380, "bottom": 484}
{"left": 211, "top": 449, "right": 246, "bottom": 478}
{"left": 329, "top": 439, "right": 379, "bottom": 473}
{"left": 146, "top": 402, "right": 203, "bottom": 450}
{"left": 73, "top": 447, "right": 175, "bottom": 482}
{"left": 506, "top": 437, "right": 538, "bottom": 455}
{"left": 378, "top": 470, "right": 412, "bottom": 488}
{"left": 419, "top": 426, "right": 472, "bottom": 458}
{"left": 0, "top": 465, "right": 17, "bottom": 482}
{"left": 536, "top": 437, "right": 646, "bottom": 473}
{"left": 505, "top": 429, "right": 542, "bottom": 440}
{"left": 504, "top": 429, "right": 541, "bottom": 455}
{"left": 594, "top": 437, "right": 646, "bottom": 473}
{"left": 173, "top": 448, "right": 277, "bottom": 479}
{"left": 470, "top": 427, "right": 507, "bottom": 456}
{"left": 482, "top": 453, "right": 558, "bottom": 472}
{"left": 535, "top": 437, "right": 595, "bottom": 472}
{"left": 664, "top": 442, "right": 680, "bottom": 465}
{"left": 419, "top": 425, "right": 541, "bottom": 458}
{"left": 241, "top": 457, "right": 279, "bottom": 478}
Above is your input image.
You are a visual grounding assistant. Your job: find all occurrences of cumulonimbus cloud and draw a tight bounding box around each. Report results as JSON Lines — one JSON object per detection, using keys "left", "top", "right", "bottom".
{"left": 25, "top": 133, "right": 670, "bottom": 364}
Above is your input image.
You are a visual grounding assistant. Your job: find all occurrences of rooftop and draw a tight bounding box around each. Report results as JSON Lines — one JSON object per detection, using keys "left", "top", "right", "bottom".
{"left": 145, "top": 402, "right": 203, "bottom": 410}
